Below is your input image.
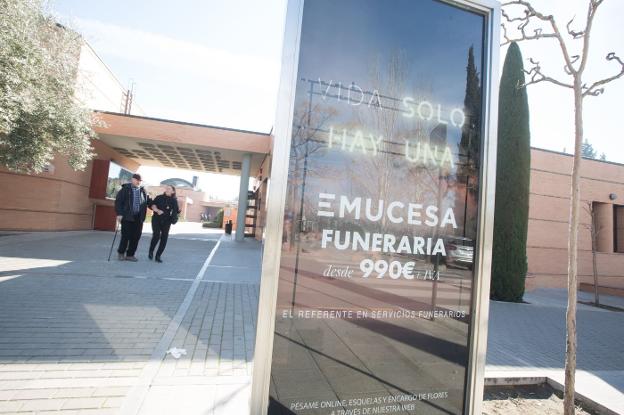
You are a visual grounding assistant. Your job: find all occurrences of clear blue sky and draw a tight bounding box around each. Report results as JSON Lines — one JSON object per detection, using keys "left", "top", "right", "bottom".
{"left": 52, "top": 0, "right": 624, "bottom": 163}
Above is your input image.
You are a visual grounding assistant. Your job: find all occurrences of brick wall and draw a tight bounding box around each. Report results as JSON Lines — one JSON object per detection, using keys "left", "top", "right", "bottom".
{"left": 527, "top": 148, "right": 624, "bottom": 291}
{"left": 0, "top": 141, "right": 139, "bottom": 231}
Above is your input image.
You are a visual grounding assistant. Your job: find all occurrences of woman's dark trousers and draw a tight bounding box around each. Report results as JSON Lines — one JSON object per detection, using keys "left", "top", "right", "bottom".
{"left": 149, "top": 217, "right": 171, "bottom": 258}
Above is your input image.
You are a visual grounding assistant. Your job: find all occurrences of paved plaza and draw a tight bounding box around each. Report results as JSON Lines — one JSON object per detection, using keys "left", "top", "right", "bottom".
{"left": 1, "top": 226, "right": 623, "bottom": 414}
{"left": 486, "top": 288, "right": 624, "bottom": 414}
{"left": 0, "top": 225, "right": 261, "bottom": 415}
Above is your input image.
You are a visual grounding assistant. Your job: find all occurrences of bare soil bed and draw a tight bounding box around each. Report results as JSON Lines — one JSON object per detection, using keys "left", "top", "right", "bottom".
{"left": 483, "top": 384, "right": 600, "bottom": 415}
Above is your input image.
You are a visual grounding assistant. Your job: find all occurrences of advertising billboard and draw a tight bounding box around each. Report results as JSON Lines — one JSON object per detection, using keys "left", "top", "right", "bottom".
{"left": 253, "top": 1, "right": 499, "bottom": 414}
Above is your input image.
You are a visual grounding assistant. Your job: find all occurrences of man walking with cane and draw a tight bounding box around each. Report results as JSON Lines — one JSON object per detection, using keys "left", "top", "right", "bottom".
{"left": 115, "top": 173, "right": 149, "bottom": 261}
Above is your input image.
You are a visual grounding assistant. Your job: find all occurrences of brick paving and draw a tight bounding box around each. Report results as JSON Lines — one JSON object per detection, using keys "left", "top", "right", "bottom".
{"left": 3, "top": 227, "right": 622, "bottom": 414}
{"left": 132, "top": 236, "right": 261, "bottom": 415}
{"left": 486, "top": 288, "right": 624, "bottom": 414}
{"left": 0, "top": 228, "right": 261, "bottom": 415}
{"left": 0, "top": 273, "right": 187, "bottom": 414}
{"left": 156, "top": 282, "right": 258, "bottom": 379}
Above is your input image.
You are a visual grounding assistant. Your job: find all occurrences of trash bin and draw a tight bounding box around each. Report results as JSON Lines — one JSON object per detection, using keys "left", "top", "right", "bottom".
{"left": 225, "top": 220, "right": 233, "bottom": 235}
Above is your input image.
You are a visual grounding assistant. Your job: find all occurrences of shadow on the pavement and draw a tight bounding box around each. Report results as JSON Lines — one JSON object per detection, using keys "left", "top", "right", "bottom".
{"left": 274, "top": 332, "right": 457, "bottom": 415}
{"left": 346, "top": 317, "right": 467, "bottom": 366}
{"left": 268, "top": 397, "right": 296, "bottom": 415}
{"left": 289, "top": 267, "right": 470, "bottom": 324}
{"left": 0, "top": 229, "right": 258, "bottom": 367}
{"left": 487, "top": 296, "right": 624, "bottom": 399}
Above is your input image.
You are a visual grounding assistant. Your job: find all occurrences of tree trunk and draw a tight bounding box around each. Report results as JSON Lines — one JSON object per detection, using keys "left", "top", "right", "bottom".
{"left": 564, "top": 79, "right": 583, "bottom": 415}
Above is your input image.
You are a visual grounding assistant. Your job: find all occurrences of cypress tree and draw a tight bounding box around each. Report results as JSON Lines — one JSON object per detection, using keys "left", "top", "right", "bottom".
{"left": 490, "top": 42, "right": 531, "bottom": 302}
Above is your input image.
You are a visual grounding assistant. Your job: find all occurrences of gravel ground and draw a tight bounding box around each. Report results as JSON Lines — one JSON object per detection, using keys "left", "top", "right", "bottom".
{"left": 483, "top": 384, "right": 598, "bottom": 415}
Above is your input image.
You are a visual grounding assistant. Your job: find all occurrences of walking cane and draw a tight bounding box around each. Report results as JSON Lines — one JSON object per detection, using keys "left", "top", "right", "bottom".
{"left": 107, "top": 217, "right": 120, "bottom": 261}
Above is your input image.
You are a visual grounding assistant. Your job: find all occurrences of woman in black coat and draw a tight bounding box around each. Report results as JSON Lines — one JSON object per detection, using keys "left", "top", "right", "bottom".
{"left": 148, "top": 185, "right": 180, "bottom": 262}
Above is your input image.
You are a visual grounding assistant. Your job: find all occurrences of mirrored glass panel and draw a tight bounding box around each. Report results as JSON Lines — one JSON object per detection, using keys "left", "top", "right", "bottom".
{"left": 269, "top": 1, "right": 486, "bottom": 414}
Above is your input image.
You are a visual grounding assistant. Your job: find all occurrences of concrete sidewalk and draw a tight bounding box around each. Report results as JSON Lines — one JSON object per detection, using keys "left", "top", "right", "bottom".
{"left": 0, "top": 226, "right": 262, "bottom": 415}
{"left": 131, "top": 235, "right": 261, "bottom": 415}
{"left": 486, "top": 288, "right": 624, "bottom": 414}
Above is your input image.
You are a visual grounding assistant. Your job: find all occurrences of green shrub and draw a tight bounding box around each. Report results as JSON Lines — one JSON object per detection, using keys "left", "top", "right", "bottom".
{"left": 491, "top": 42, "right": 531, "bottom": 302}
{"left": 214, "top": 209, "right": 224, "bottom": 228}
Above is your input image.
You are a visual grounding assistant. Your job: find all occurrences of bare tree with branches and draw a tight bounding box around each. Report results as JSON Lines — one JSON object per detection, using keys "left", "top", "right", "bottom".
{"left": 501, "top": 1, "right": 624, "bottom": 413}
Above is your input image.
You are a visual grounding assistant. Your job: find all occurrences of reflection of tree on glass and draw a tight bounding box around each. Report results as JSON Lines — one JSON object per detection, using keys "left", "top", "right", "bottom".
{"left": 268, "top": 1, "right": 488, "bottom": 413}
{"left": 361, "top": 53, "right": 407, "bottom": 234}
{"left": 289, "top": 80, "right": 339, "bottom": 309}
{"left": 458, "top": 47, "right": 482, "bottom": 239}
{"left": 285, "top": 88, "right": 338, "bottom": 251}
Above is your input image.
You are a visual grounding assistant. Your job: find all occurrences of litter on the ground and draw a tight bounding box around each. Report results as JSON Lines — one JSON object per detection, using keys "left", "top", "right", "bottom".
{"left": 166, "top": 347, "right": 187, "bottom": 359}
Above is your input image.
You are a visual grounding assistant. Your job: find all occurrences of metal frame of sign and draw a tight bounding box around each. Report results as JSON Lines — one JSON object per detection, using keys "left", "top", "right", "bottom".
{"left": 250, "top": 1, "right": 500, "bottom": 414}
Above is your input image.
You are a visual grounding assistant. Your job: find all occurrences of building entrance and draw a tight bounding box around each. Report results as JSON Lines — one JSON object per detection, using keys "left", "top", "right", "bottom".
{"left": 0, "top": 110, "right": 273, "bottom": 414}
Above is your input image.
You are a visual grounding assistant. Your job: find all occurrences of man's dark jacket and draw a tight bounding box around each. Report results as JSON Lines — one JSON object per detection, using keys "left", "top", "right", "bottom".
{"left": 115, "top": 183, "right": 149, "bottom": 222}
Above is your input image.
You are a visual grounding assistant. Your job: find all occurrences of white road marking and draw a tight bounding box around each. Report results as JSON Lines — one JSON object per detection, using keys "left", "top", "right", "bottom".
{"left": 119, "top": 240, "right": 222, "bottom": 415}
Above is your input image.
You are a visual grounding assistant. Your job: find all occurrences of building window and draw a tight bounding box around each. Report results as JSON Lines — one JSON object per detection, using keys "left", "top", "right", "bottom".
{"left": 593, "top": 202, "right": 613, "bottom": 253}
{"left": 615, "top": 205, "right": 624, "bottom": 253}
{"left": 593, "top": 203, "right": 624, "bottom": 254}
